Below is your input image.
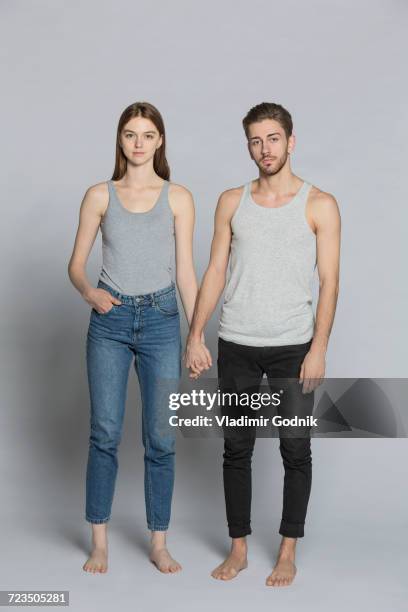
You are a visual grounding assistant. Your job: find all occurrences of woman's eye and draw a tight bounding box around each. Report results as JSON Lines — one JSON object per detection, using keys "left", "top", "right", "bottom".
{"left": 146, "top": 134, "right": 153, "bottom": 139}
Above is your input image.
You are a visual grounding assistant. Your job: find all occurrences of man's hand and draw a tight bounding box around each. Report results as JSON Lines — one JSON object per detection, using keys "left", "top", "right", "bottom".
{"left": 184, "top": 336, "right": 212, "bottom": 379}
{"left": 299, "top": 347, "right": 326, "bottom": 393}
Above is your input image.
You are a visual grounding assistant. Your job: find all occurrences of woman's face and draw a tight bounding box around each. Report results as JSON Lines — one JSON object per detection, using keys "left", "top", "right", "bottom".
{"left": 120, "top": 116, "right": 163, "bottom": 166}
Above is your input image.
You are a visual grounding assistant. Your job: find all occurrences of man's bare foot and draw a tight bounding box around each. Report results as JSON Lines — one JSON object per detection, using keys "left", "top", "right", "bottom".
{"left": 83, "top": 523, "right": 108, "bottom": 574}
{"left": 211, "top": 537, "right": 248, "bottom": 581}
{"left": 266, "top": 536, "right": 297, "bottom": 587}
{"left": 149, "top": 531, "right": 181, "bottom": 574}
{"left": 266, "top": 556, "right": 297, "bottom": 586}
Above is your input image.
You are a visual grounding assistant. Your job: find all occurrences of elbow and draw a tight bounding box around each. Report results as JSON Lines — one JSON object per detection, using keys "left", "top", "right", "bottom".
{"left": 207, "top": 263, "right": 227, "bottom": 286}
{"left": 319, "top": 277, "right": 339, "bottom": 295}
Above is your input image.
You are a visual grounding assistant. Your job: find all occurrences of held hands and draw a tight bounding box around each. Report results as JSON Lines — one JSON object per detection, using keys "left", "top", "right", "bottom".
{"left": 299, "top": 347, "right": 326, "bottom": 393}
{"left": 183, "top": 335, "right": 212, "bottom": 379}
{"left": 84, "top": 288, "right": 122, "bottom": 314}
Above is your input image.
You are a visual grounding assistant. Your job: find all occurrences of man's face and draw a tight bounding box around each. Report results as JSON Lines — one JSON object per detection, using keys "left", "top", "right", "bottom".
{"left": 247, "top": 119, "right": 294, "bottom": 175}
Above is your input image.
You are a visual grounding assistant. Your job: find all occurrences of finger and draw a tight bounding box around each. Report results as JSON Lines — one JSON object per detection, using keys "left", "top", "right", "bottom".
{"left": 189, "top": 362, "right": 202, "bottom": 375}
{"left": 203, "top": 348, "right": 213, "bottom": 367}
{"left": 302, "top": 377, "right": 309, "bottom": 394}
{"left": 299, "top": 364, "right": 304, "bottom": 383}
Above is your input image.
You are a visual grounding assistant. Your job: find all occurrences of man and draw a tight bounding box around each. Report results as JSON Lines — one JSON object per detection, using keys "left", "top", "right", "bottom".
{"left": 184, "top": 102, "right": 340, "bottom": 586}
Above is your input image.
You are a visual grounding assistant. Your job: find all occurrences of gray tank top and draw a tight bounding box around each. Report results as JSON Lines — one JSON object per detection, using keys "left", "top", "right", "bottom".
{"left": 99, "top": 179, "right": 175, "bottom": 295}
{"left": 219, "top": 179, "right": 317, "bottom": 346}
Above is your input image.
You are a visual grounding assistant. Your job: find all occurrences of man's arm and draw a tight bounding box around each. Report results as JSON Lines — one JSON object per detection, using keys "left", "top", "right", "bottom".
{"left": 185, "top": 187, "right": 241, "bottom": 377}
{"left": 300, "top": 190, "right": 341, "bottom": 392}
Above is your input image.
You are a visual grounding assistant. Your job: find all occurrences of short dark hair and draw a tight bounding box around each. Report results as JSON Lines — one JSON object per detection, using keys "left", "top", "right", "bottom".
{"left": 242, "top": 102, "right": 293, "bottom": 141}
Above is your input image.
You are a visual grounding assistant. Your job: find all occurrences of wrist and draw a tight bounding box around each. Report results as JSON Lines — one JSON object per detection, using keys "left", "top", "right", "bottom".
{"left": 188, "top": 331, "right": 203, "bottom": 344}
{"left": 310, "top": 337, "right": 328, "bottom": 355}
{"left": 82, "top": 286, "right": 94, "bottom": 303}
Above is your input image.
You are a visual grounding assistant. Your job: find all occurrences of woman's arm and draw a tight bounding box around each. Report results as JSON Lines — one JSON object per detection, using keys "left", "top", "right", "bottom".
{"left": 67, "top": 182, "right": 121, "bottom": 313}
{"left": 169, "top": 183, "right": 200, "bottom": 326}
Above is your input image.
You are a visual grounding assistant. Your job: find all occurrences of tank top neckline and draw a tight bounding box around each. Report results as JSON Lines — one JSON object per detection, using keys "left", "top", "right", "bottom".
{"left": 109, "top": 179, "right": 168, "bottom": 216}
{"left": 247, "top": 179, "right": 308, "bottom": 211}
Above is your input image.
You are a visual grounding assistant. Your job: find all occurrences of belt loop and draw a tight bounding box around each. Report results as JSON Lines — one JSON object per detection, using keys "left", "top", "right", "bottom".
{"left": 151, "top": 291, "right": 156, "bottom": 307}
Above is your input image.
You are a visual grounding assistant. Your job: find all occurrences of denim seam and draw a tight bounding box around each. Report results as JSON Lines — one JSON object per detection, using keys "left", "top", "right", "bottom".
{"left": 137, "top": 351, "right": 154, "bottom": 529}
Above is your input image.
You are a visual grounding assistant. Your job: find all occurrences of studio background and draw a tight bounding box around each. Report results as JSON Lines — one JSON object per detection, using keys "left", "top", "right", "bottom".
{"left": 1, "top": 1, "right": 407, "bottom": 610}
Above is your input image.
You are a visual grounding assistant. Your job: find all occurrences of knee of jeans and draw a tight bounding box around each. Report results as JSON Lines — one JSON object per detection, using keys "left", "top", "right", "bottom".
{"left": 144, "top": 433, "right": 175, "bottom": 459}
{"left": 279, "top": 438, "right": 311, "bottom": 467}
{"left": 90, "top": 425, "right": 122, "bottom": 451}
{"left": 223, "top": 436, "right": 255, "bottom": 461}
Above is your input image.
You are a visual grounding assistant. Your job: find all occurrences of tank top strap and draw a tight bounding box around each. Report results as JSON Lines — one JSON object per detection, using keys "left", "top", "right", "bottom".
{"left": 153, "top": 179, "right": 170, "bottom": 211}
{"left": 106, "top": 179, "right": 121, "bottom": 211}
{"left": 298, "top": 180, "right": 313, "bottom": 208}
{"left": 237, "top": 181, "right": 250, "bottom": 209}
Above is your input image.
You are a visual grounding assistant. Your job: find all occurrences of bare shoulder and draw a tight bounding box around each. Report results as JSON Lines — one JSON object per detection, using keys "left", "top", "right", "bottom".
{"left": 168, "top": 182, "right": 194, "bottom": 215}
{"left": 82, "top": 181, "right": 109, "bottom": 216}
{"left": 216, "top": 185, "right": 245, "bottom": 221}
{"left": 308, "top": 184, "right": 341, "bottom": 229}
{"left": 309, "top": 184, "right": 339, "bottom": 210}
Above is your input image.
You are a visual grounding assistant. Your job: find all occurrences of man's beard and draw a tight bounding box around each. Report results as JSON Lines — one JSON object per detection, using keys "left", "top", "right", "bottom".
{"left": 257, "top": 151, "right": 288, "bottom": 176}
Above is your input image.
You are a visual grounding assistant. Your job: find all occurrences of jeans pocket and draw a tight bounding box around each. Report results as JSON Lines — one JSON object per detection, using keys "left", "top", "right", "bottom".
{"left": 92, "top": 304, "right": 116, "bottom": 317}
{"left": 154, "top": 292, "right": 179, "bottom": 316}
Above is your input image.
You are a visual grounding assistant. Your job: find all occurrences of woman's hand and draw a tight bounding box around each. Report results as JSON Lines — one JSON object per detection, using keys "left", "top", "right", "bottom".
{"left": 83, "top": 288, "right": 122, "bottom": 314}
{"left": 183, "top": 336, "right": 212, "bottom": 379}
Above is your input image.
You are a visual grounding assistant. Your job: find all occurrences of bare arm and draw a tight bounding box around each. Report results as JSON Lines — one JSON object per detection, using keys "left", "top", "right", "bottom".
{"left": 170, "top": 184, "right": 200, "bottom": 326}
{"left": 185, "top": 187, "right": 241, "bottom": 376}
{"left": 300, "top": 191, "right": 341, "bottom": 391}
{"left": 67, "top": 183, "right": 122, "bottom": 313}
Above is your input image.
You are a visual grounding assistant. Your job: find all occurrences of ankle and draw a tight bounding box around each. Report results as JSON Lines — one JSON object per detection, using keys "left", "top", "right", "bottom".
{"left": 231, "top": 538, "right": 247, "bottom": 556}
{"left": 150, "top": 531, "right": 167, "bottom": 550}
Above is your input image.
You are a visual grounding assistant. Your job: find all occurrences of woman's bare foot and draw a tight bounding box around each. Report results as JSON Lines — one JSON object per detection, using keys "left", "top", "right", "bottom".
{"left": 83, "top": 523, "right": 108, "bottom": 574}
{"left": 266, "top": 536, "right": 297, "bottom": 587}
{"left": 149, "top": 531, "right": 182, "bottom": 574}
{"left": 211, "top": 537, "right": 248, "bottom": 581}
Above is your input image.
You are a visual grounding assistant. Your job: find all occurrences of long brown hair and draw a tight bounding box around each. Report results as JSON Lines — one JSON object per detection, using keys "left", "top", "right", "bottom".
{"left": 111, "top": 102, "right": 170, "bottom": 180}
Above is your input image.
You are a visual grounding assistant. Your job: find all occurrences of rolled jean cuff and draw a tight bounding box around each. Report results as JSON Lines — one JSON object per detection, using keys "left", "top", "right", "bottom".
{"left": 279, "top": 519, "right": 304, "bottom": 538}
{"left": 86, "top": 516, "right": 110, "bottom": 524}
{"left": 228, "top": 523, "right": 252, "bottom": 538}
{"left": 148, "top": 524, "right": 169, "bottom": 532}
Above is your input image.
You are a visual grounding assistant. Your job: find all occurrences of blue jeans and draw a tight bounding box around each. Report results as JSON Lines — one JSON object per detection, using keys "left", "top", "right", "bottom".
{"left": 85, "top": 279, "right": 181, "bottom": 530}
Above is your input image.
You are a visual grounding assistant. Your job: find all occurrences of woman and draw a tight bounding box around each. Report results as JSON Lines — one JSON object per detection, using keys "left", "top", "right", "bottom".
{"left": 68, "top": 101, "right": 205, "bottom": 574}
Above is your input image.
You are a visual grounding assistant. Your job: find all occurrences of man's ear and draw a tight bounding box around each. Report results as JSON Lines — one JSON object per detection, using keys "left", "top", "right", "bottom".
{"left": 288, "top": 133, "right": 296, "bottom": 154}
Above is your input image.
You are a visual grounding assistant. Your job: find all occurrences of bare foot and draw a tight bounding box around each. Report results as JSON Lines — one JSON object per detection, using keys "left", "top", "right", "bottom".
{"left": 211, "top": 539, "right": 248, "bottom": 581}
{"left": 83, "top": 523, "right": 108, "bottom": 574}
{"left": 83, "top": 548, "right": 108, "bottom": 574}
{"left": 266, "top": 556, "right": 297, "bottom": 587}
{"left": 149, "top": 531, "right": 181, "bottom": 574}
{"left": 150, "top": 547, "right": 182, "bottom": 573}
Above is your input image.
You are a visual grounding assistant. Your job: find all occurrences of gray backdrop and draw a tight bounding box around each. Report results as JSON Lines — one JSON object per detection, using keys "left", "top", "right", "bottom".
{"left": 1, "top": 0, "right": 407, "bottom": 610}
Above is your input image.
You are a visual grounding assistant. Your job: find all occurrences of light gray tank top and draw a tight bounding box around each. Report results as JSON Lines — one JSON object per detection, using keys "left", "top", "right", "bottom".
{"left": 219, "top": 179, "right": 317, "bottom": 346}
{"left": 99, "top": 179, "right": 175, "bottom": 295}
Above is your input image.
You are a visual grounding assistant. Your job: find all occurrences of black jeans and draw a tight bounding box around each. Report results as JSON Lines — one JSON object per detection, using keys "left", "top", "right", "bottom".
{"left": 217, "top": 336, "right": 314, "bottom": 539}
